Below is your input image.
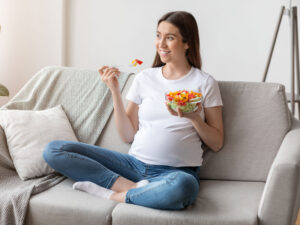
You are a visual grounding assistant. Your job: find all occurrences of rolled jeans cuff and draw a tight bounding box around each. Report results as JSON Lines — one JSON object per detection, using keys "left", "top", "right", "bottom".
{"left": 106, "top": 174, "right": 120, "bottom": 189}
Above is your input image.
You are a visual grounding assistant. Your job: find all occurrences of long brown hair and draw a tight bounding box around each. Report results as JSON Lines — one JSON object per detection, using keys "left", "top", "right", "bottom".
{"left": 152, "top": 11, "right": 202, "bottom": 69}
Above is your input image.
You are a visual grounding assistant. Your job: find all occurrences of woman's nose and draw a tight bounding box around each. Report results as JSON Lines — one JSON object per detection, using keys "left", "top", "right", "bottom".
{"left": 159, "top": 38, "right": 167, "bottom": 48}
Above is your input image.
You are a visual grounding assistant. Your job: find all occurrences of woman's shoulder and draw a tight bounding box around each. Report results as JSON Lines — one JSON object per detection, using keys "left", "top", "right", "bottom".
{"left": 192, "top": 67, "right": 217, "bottom": 83}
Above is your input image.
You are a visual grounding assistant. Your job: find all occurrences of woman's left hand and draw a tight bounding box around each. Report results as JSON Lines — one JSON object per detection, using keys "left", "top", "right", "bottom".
{"left": 165, "top": 102, "right": 203, "bottom": 121}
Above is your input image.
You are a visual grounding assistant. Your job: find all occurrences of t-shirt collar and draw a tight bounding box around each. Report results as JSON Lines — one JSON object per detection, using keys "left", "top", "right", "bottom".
{"left": 160, "top": 66, "right": 194, "bottom": 83}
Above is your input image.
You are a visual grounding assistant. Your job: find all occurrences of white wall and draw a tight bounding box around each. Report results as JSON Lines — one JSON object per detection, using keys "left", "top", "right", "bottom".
{"left": 0, "top": 0, "right": 298, "bottom": 114}
{"left": 0, "top": 0, "right": 63, "bottom": 106}
{"left": 65, "top": 0, "right": 291, "bottom": 82}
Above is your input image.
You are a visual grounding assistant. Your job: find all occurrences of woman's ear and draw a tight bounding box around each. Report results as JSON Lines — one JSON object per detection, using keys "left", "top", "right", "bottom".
{"left": 184, "top": 43, "right": 189, "bottom": 56}
{"left": 184, "top": 43, "right": 189, "bottom": 50}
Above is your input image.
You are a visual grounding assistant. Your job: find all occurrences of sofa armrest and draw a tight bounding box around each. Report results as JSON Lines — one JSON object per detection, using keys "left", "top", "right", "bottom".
{"left": 258, "top": 116, "right": 300, "bottom": 225}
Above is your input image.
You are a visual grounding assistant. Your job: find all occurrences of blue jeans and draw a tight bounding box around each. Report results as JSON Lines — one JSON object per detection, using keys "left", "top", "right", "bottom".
{"left": 43, "top": 140, "right": 200, "bottom": 210}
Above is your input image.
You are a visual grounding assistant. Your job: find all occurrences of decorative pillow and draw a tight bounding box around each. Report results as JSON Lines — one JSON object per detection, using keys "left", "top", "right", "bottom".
{"left": 0, "top": 105, "right": 78, "bottom": 180}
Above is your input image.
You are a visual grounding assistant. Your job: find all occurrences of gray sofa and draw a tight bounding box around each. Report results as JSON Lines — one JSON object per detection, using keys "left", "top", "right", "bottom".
{"left": 24, "top": 74, "right": 300, "bottom": 225}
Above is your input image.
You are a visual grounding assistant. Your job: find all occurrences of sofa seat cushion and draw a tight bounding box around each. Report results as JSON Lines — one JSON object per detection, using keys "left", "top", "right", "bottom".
{"left": 111, "top": 180, "right": 265, "bottom": 225}
{"left": 25, "top": 179, "right": 118, "bottom": 225}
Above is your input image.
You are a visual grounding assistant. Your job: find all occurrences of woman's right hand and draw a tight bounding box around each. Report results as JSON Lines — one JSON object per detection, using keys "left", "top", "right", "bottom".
{"left": 98, "top": 66, "right": 121, "bottom": 92}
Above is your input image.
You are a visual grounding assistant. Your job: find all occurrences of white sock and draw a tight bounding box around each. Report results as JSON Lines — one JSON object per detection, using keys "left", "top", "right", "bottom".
{"left": 72, "top": 181, "right": 115, "bottom": 199}
{"left": 136, "top": 179, "right": 149, "bottom": 188}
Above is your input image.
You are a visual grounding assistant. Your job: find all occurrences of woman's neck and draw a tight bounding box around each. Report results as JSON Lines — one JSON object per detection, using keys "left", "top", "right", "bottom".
{"left": 162, "top": 62, "right": 192, "bottom": 80}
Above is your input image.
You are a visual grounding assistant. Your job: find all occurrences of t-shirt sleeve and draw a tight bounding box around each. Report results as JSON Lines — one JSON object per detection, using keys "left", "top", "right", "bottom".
{"left": 125, "top": 74, "right": 142, "bottom": 105}
{"left": 203, "top": 76, "right": 223, "bottom": 108}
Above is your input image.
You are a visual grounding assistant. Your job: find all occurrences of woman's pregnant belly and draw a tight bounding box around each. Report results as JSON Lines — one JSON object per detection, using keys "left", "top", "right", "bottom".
{"left": 128, "top": 121, "right": 204, "bottom": 166}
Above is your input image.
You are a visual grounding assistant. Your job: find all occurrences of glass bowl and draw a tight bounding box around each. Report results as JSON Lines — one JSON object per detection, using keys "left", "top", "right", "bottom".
{"left": 165, "top": 90, "right": 203, "bottom": 113}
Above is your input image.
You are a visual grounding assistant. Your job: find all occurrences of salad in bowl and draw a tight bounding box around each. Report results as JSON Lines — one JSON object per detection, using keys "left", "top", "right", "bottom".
{"left": 165, "top": 90, "right": 203, "bottom": 113}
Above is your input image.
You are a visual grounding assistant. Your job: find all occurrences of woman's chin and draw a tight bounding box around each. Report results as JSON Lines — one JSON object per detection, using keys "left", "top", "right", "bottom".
{"left": 160, "top": 57, "right": 170, "bottom": 64}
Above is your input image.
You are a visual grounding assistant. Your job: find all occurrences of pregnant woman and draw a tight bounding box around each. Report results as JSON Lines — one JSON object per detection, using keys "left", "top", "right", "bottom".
{"left": 43, "top": 11, "right": 224, "bottom": 210}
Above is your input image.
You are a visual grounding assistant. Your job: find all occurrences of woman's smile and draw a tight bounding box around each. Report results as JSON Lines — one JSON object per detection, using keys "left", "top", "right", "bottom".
{"left": 159, "top": 50, "right": 171, "bottom": 57}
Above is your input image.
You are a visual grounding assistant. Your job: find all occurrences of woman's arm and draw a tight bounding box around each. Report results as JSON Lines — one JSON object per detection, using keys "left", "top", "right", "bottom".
{"left": 112, "top": 93, "right": 138, "bottom": 143}
{"left": 166, "top": 103, "right": 224, "bottom": 152}
{"left": 98, "top": 66, "right": 138, "bottom": 143}
{"left": 190, "top": 106, "right": 224, "bottom": 152}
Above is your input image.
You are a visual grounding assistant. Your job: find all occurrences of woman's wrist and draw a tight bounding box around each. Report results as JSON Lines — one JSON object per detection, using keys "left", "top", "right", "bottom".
{"left": 111, "top": 87, "right": 121, "bottom": 96}
{"left": 190, "top": 113, "right": 204, "bottom": 125}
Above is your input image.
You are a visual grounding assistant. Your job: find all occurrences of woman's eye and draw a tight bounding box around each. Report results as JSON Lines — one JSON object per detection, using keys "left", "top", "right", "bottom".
{"left": 167, "top": 36, "right": 174, "bottom": 40}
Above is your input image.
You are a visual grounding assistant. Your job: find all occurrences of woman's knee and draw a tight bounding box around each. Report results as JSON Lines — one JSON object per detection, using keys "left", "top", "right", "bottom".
{"left": 43, "top": 140, "right": 68, "bottom": 164}
{"left": 166, "top": 172, "right": 199, "bottom": 208}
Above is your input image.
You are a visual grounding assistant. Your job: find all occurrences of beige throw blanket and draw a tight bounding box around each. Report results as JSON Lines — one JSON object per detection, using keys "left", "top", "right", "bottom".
{"left": 0, "top": 66, "right": 132, "bottom": 225}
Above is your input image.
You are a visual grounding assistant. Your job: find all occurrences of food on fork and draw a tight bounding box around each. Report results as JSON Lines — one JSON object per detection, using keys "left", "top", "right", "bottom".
{"left": 111, "top": 59, "right": 143, "bottom": 78}
{"left": 116, "top": 59, "right": 143, "bottom": 68}
{"left": 131, "top": 59, "right": 143, "bottom": 67}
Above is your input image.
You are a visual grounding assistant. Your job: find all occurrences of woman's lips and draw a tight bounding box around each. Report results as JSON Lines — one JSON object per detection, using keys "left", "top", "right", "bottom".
{"left": 160, "top": 50, "right": 171, "bottom": 57}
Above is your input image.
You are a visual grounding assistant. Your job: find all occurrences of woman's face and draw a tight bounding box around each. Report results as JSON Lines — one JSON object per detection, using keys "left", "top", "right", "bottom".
{"left": 155, "top": 21, "right": 189, "bottom": 65}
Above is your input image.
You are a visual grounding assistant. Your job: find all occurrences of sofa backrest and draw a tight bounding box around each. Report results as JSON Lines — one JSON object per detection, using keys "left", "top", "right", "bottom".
{"left": 96, "top": 76, "right": 292, "bottom": 182}
{"left": 199, "top": 81, "right": 291, "bottom": 181}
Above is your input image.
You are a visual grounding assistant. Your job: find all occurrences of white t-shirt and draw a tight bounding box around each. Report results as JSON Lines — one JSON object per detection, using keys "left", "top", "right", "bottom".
{"left": 125, "top": 66, "right": 223, "bottom": 167}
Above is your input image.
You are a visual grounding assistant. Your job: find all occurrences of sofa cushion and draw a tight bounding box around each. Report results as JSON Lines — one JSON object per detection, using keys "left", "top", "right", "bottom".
{"left": 0, "top": 105, "right": 78, "bottom": 180}
{"left": 199, "top": 81, "right": 291, "bottom": 181}
{"left": 111, "top": 180, "right": 265, "bottom": 225}
{"left": 25, "top": 179, "right": 119, "bottom": 225}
